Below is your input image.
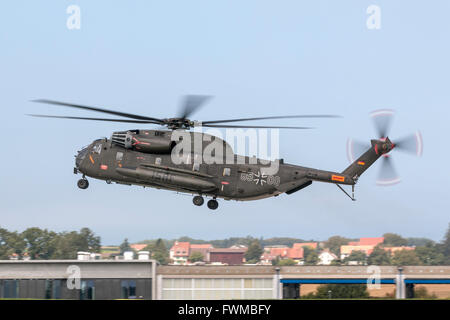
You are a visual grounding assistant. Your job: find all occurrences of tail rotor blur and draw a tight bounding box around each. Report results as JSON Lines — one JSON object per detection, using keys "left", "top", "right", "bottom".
{"left": 347, "top": 109, "right": 423, "bottom": 186}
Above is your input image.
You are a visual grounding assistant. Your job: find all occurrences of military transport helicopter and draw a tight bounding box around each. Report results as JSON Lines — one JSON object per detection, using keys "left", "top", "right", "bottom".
{"left": 29, "top": 96, "right": 421, "bottom": 210}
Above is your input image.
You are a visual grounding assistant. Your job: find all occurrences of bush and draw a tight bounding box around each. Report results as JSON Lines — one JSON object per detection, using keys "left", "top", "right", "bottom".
{"left": 302, "top": 284, "right": 369, "bottom": 299}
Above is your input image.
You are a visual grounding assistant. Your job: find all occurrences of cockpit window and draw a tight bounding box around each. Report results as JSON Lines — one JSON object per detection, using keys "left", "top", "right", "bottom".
{"left": 92, "top": 144, "right": 102, "bottom": 154}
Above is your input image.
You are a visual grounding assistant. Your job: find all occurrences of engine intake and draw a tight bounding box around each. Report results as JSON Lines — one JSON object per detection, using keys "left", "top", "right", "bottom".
{"left": 111, "top": 130, "right": 175, "bottom": 154}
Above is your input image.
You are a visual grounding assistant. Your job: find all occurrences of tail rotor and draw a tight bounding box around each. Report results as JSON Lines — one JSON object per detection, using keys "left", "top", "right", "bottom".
{"left": 347, "top": 109, "right": 423, "bottom": 186}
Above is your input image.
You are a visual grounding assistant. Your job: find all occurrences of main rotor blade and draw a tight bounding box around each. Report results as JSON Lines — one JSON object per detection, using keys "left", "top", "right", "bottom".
{"left": 179, "top": 95, "right": 212, "bottom": 119}
{"left": 200, "top": 124, "right": 313, "bottom": 129}
{"left": 32, "top": 99, "right": 164, "bottom": 123}
{"left": 27, "top": 114, "right": 160, "bottom": 124}
{"left": 394, "top": 131, "right": 423, "bottom": 156}
{"left": 376, "top": 156, "right": 401, "bottom": 186}
{"left": 202, "top": 114, "right": 340, "bottom": 125}
{"left": 370, "top": 109, "right": 394, "bottom": 138}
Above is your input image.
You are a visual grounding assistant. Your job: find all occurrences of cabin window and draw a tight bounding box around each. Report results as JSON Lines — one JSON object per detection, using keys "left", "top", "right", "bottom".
{"left": 155, "top": 157, "right": 162, "bottom": 165}
{"left": 223, "top": 168, "right": 231, "bottom": 176}
{"left": 116, "top": 152, "right": 123, "bottom": 161}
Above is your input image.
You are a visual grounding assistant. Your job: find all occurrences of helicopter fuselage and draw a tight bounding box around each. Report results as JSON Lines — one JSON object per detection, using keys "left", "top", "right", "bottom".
{"left": 75, "top": 130, "right": 358, "bottom": 203}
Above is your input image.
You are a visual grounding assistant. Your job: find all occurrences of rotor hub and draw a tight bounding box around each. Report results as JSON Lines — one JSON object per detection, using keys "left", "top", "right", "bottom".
{"left": 372, "top": 137, "right": 395, "bottom": 155}
{"left": 164, "top": 118, "right": 194, "bottom": 130}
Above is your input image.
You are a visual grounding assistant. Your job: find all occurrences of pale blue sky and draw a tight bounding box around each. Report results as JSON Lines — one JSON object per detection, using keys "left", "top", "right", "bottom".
{"left": 0, "top": 1, "right": 449, "bottom": 244}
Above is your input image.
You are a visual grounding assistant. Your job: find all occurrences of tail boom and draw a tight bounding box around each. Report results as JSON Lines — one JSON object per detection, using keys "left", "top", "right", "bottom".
{"left": 342, "top": 138, "right": 394, "bottom": 180}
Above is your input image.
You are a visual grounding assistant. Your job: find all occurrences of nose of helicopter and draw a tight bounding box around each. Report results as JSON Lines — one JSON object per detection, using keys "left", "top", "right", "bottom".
{"left": 75, "top": 146, "right": 89, "bottom": 168}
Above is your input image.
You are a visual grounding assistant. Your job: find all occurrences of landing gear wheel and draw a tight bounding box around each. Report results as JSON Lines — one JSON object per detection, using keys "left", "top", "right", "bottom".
{"left": 193, "top": 196, "right": 204, "bottom": 206}
{"left": 207, "top": 199, "right": 218, "bottom": 210}
{"left": 77, "top": 179, "right": 89, "bottom": 190}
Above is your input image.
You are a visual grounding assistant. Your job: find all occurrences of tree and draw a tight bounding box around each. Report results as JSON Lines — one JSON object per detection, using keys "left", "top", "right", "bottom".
{"left": 383, "top": 233, "right": 408, "bottom": 247}
{"left": 368, "top": 245, "right": 391, "bottom": 265}
{"left": 407, "top": 237, "right": 434, "bottom": 247}
{"left": 414, "top": 286, "right": 437, "bottom": 299}
{"left": 330, "top": 259, "right": 342, "bottom": 266}
{"left": 344, "top": 250, "right": 367, "bottom": 265}
{"left": 303, "top": 284, "right": 369, "bottom": 299}
{"left": 119, "top": 238, "right": 132, "bottom": 254}
{"left": 21, "top": 227, "right": 57, "bottom": 260}
{"left": 271, "top": 256, "right": 280, "bottom": 266}
{"left": 0, "top": 227, "right": 25, "bottom": 259}
{"left": 50, "top": 232, "right": 83, "bottom": 259}
{"left": 245, "top": 239, "right": 263, "bottom": 263}
{"left": 262, "top": 237, "right": 306, "bottom": 248}
{"left": 391, "top": 249, "right": 421, "bottom": 266}
{"left": 441, "top": 223, "right": 450, "bottom": 264}
{"left": 415, "top": 245, "right": 445, "bottom": 265}
{"left": 0, "top": 226, "right": 102, "bottom": 260}
{"left": 303, "top": 247, "right": 319, "bottom": 265}
{"left": 145, "top": 238, "right": 169, "bottom": 265}
{"left": 324, "top": 236, "right": 352, "bottom": 256}
{"left": 189, "top": 251, "right": 204, "bottom": 263}
{"left": 79, "top": 228, "right": 101, "bottom": 252}
{"left": 48, "top": 229, "right": 102, "bottom": 259}
{"left": 277, "top": 259, "right": 297, "bottom": 266}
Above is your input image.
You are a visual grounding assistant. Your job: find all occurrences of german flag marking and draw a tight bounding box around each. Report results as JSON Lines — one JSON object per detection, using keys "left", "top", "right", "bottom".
{"left": 332, "top": 175, "right": 345, "bottom": 182}
{"left": 357, "top": 161, "right": 365, "bottom": 165}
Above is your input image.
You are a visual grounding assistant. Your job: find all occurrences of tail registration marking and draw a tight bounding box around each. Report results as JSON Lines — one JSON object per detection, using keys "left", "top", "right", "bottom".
{"left": 332, "top": 175, "right": 345, "bottom": 182}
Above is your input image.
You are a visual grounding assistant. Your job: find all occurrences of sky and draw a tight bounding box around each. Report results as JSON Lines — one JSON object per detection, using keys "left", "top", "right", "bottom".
{"left": 0, "top": 1, "right": 449, "bottom": 245}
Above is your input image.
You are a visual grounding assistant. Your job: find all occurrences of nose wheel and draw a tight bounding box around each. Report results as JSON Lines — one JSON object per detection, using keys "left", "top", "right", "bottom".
{"left": 77, "top": 179, "right": 89, "bottom": 190}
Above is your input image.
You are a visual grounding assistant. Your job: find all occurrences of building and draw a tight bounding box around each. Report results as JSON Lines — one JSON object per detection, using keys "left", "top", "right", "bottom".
{"left": 169, "top": 241, "right": 190, "bottom": 265}
{"left": 262, "top": 247, "right": 304, "bottom": 265}
{"left": 340, "top": 245, "right": 375, "bottom": 260}
{"left": 0, "top": 259, "right": 157, "bottom": 299}
{"left": 209, "top": 248, "right": 247, "bottom": 265}
{"left": 340, "top": 238, "right": 415, "bottom": 261}
{"left": 156, "top": 265, "right": 450, "bottom": 300}
{"left": 348, "top": 237, "right": 385, "bottom": 246}
{"left": 384, "top": 246, "right": 415, "bottom": 254}
{"left": 169, "top": 242, "right": 246, "bottom": 265}
{"left": 190, "top": 244, "right": 213, "bottom": 262}
{"left": 318, "top": 250, "right": 337, "bottom": 265}
{"left": 157, "top": 265, "right": 276, "bottom": 299}
{"left": 1, "top": 261, "right": 449, "bottom": 299}
{"left": 260, "top": 252, "right": 278, "bottom": 265}
{"left": 130, "top": 244, "right": 148, "bottom": 252}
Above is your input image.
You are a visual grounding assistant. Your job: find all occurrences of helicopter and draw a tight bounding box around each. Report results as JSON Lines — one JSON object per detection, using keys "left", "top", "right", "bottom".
{"left": 29, "top": 96, "right": 422, "bottom": 210}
